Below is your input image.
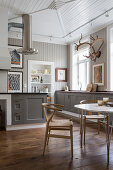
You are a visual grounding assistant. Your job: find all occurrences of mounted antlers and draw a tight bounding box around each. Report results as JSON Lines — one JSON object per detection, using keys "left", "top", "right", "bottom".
{"left": 74, "top": 34, "right": 104, "bottom": 61}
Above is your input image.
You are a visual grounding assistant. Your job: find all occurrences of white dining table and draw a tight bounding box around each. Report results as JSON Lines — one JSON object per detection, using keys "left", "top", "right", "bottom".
{"left": 74, "top": 103, "right": 113, "bottom": 166}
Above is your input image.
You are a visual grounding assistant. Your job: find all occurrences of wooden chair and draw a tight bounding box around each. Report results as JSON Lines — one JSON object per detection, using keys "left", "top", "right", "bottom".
{"left": 80, "top": 100, "right": 108, "bottom": 145}
{"left": 42, "top": 103, "right": 73, "bottom": 157}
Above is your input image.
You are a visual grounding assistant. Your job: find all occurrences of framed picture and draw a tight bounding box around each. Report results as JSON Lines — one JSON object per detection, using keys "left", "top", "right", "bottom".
{"left": 56, "top": 68, "right": 67, "bottom": 82}
{"left": 8, "top": 46, "right": 23, "bottom": 68}
{"left": 8, "top": 71, "right": 23, "bottom": 93}
{"left": 93, "top": 63, "right": 104, "bottom": 86}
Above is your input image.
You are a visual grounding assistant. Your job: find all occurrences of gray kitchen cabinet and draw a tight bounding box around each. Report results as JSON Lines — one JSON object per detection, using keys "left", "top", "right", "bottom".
{"left": 64, "top": 94, "right": 71, "bottom": 111}
{"left": 55, "top": 91, "right": 113, "bottom": 116}
{"left": 70, "top": 94, "right": 78, "bottom": 112}
{"left": 24, "top": 95, "right": 45, "bottom": 124}
{"left": 12, "top": 94, "right": 47, "bottom": 125}
{"left": 12, "top": 95, "right": 25, "bottom": 125}
{"left": 94, "top": 94, "right": 104, "bottom": 100}
{"left": 55, "top": 93, "right": 65, "bottom": 106}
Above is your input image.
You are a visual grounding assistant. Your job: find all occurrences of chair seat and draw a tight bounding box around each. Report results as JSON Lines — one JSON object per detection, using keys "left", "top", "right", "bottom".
{"left": 49, "top": 119, "right": 73, "bottom": 127}
{"left": 83, "top": 114, "right": 105, "bottom": 119}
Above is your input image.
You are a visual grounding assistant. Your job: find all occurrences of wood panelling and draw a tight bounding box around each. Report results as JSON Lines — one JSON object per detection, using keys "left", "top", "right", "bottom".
{"left": 0, "top": 115, "right": 113, "bottom": 170}
{"left": 6, "top": 0, "right": 113, "bottom": 44}
{"left": 8, "top": 38, "right": 68, "bottom": 92}
{"left": 91, "top": 28, "right": 107, "bottom": 91}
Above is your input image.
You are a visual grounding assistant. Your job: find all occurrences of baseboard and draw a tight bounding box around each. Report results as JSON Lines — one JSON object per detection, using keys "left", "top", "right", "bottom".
{"left": 6, "top": 123, "right": 46, "bottom": 131}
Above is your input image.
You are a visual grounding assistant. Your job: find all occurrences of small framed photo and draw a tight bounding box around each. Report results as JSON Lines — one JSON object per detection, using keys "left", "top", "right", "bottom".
{"left": 56, "top": 68, "right": 67, "bottom": 82}
{"left": 8, "top": 71, "right": 23, "bottom": 93}
{"left": 8, "top": 46, "right": 23, "bottom": 68}
{"left": 93, "top": 63, "right": 104, "bottom": 86}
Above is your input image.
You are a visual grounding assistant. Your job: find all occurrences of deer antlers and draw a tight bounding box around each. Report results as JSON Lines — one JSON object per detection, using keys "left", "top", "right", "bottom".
{"left": 74, "top": 34, "right": 91, "bottom": 51}
{"left": 74, "top": 34, "right": 104, "bottom": 61}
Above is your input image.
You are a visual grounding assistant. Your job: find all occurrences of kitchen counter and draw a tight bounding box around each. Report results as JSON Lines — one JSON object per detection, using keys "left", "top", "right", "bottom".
{"left": 0, "top": 93, "right": 47, "bottom": 130}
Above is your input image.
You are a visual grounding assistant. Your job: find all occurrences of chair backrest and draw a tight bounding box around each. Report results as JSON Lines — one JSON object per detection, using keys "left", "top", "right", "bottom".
{"left": 42, "top": 103, "right": 64, "bottom": 125}
{"left": 80, "top": 100, "right": 97, "bottom": 104}
{"left": 80, "top": 100, "right": 100, "bottom": 115}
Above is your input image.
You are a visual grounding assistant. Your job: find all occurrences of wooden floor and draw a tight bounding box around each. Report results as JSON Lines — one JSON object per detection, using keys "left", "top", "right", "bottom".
{"left": 1, "top": 116, "right": 113, "bottom": 170}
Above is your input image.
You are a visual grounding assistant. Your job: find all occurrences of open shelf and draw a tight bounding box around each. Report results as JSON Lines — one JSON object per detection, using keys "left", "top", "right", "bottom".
{"left": 31, "top": 82, "right": 52, "bottom": 85}
{"left": 28, "top": 60, "right": 55, "bottom": 103}
{"left": 31, "top": 73, "right": 52, "bottom": 76}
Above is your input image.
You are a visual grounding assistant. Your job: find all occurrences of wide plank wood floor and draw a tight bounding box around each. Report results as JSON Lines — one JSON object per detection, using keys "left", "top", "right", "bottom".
{"left": 1, "top": 116, "right": 113, "bottom": 170}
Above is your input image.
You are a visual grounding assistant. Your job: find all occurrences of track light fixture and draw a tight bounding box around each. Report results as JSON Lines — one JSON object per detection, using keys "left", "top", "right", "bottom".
{"left": 105, "top": 11, "right": 109, "bottom": 17}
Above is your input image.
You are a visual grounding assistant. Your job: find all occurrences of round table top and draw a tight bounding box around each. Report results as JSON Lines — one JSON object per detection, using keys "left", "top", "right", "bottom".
{"left": 74, "top": 103, "right": 113, "bottom": 113}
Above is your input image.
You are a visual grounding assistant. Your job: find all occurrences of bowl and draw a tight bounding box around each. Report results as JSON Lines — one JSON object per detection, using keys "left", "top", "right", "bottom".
{"left": 103, "top": 97, "right": 109, "bottom": 104}
{"left": 98, "top": 100, "right": 104, "bottom": 106}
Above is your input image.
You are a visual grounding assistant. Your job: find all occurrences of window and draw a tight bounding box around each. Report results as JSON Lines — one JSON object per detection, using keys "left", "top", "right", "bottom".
{"left": 107, "top": 25, "right": 113, "bottom": 91}
{"left": 72, "top": 47, "right": 90, "bottom": 90}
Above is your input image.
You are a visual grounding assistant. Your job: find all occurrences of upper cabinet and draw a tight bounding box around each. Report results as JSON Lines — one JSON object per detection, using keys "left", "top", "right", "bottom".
{"left": 0, "top": 8, "right": 11, "bottom": 70}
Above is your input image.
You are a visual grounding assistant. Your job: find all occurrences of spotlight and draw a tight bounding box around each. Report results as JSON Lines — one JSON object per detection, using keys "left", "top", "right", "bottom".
{"left": 90, "top": 21, "right": 93, "bottom": 27}
{"left": 105, "top": 11, "right": 109, "bottom": 17}
{"left": 69, "top": 33, "right": 72, "bottom": 38}
{"left": 49, "top": 36, "right": 52, "bottom": 41}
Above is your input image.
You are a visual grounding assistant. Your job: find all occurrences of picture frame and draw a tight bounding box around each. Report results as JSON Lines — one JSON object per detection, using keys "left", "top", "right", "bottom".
{"left": 8, "top": 46, "right": 23, "bottom": 68}
{"left": 93, "top": 63, "right": 104, "bottom": 86}
{"left": 56, "top": 68, "right": 67, "bottom": 82}
{"left": 8, "top": 71, "right": 23, "bottom": 93}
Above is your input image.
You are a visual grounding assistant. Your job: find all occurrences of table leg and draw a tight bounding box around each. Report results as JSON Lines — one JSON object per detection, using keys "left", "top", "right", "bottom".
{"left": 81, "top": 109, "right": 83, "bottom": 148}
{"left": 106, "top": 115, "right": 110, "bottom": 167}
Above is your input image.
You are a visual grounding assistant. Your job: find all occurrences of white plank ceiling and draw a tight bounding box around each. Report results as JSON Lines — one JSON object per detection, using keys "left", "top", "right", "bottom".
{"left": 1, "top": 0, "right": 113, "bottom": 44}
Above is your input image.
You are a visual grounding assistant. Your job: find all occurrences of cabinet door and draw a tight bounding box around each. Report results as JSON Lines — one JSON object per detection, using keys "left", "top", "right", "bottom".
{"left": 64, "top": 94, "right": 71, "bottom": 111}
{"left": 70, "top": 95, "right": 77, "bottom": 112}
{"left": 12, "top": 99, "right": 24, "bottom": 125}
{"left": 24, "top": 97, "right": 45, "bottom": 123}
{"left": 56, "top": 93, "right": 65, "bottom": 106}
{"left": 94, "top": 94, "right": 104, "bottom": 101}
{"left": 109, "top": 95, "right": 113, "bottom": 102}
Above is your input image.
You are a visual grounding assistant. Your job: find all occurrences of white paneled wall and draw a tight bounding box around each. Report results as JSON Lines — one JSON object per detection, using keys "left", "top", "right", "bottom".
{"left": 8, "top": 38, "right": 68, "bottom": 92}
{"left": 91, "top": 28, "right": 107, "bottom": 91}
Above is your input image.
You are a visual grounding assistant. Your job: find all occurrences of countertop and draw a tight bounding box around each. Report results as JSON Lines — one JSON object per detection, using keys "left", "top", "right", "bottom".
{"left": 55, "top": 90, "right": 113, "bottom": 95}
{"left": 0, "top": 93, "right": 48, "bottom": 95}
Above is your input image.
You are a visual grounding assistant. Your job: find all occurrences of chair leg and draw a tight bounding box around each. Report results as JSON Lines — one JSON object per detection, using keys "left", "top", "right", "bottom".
{"left": 105, "top": 117, "right": 108, "bottom": 142}
{"left": 98, "top": 119, "right": 100, "bottom": 134}
{"left": 70, "top": 125, "right": 73, "bottom": 158}
{"left": 84, "top": 117, "right": 86, "bottom": 145}
{"left": 110, "top": 127, "right": 112, "bottom": 148}
{"left": 105, "top": 116, "right": 109, "bottom": 143}
{"left": 43, "top": 126, "right": 48, "bottom": 156}
{"left": 47, "top": 129, "right": 50, "bottom": 145}
{"left": 106, "top": 116, "right": 109, "bottom": 135}
{"left": 80, "top": 118, "right": 81, "bottom": 134}
{"left": 110, "top": 127, "right": 112, "bottom": 140}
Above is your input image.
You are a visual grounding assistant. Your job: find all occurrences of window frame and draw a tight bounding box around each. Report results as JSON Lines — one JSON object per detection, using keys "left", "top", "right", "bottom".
{"left": 72, "top": 47, "right": 90, "bottom": 90}
{"left": 107, "top": 24, "right": 113, "bottom": 91}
